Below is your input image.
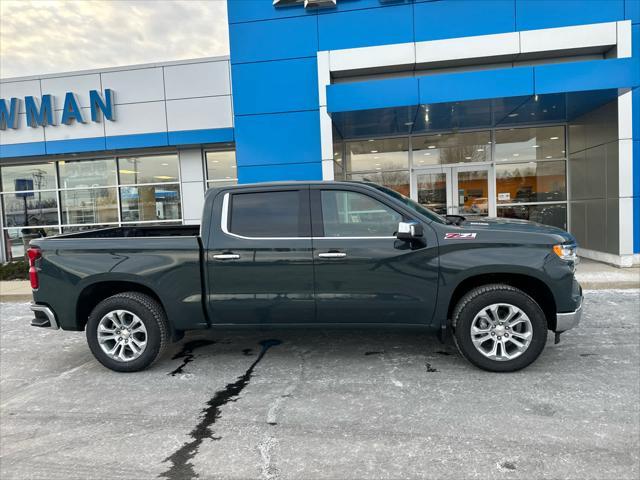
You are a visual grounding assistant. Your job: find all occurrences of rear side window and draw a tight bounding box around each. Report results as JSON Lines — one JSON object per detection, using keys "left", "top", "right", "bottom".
{"left": 321, "top": 190, "right": 402, "bottom": 237}
{"left": 230, "top": 191, "right": 309, "bottom": 238}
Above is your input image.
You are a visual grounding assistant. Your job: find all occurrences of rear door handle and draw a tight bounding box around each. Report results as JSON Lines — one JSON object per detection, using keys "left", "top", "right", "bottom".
{"left": 318, "top": 252, "right": 347, "bottom": 259}
{"left": 213, "top": 253, "right": 240, "bottom": 260}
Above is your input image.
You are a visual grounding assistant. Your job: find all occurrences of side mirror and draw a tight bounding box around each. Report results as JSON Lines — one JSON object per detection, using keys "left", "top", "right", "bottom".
{"left": 396, "top": 220, "right": 423, "bottom": 241}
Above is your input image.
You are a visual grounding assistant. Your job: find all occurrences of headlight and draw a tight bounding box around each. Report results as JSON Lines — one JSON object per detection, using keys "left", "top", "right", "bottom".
{"left": 553, "top": 244, "right": 577, "bottom": 261}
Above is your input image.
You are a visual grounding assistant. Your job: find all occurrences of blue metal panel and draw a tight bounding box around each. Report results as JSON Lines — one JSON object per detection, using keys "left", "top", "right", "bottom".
{"left": 319, "top": 0, "right": 411, "bottom": 14}
{"left": 232, "top": 58, "right": 319, "bottom": 115}
{"left": 534, "top": 58, "right": 640, "bottom": 95}
{"left": 46, "top": 137, "right": 106, "bottom": 155}
{"left": 227, "top": 0, "right": 317, "bottom": 24}
{"left": 626, "top": 0, "right": 640, "bottom": 23}
{"left": 167, "top": 128, "right": 234, "bottom": 146}
{"left": 238, "top": 162, "right": 322, "bottom": 183}
{"left": 327, "top": 77, "right": 419, "bottom": 113}
{"left": 419, "top": 67, "right": 534, "bottom": 104}
{"left": 105, "top": 132, "right": 168, "bottom": 150}
{"left": 318, "top": 4, "right": 413, "bottom": 50}
{"left": 235, "top": 110, "right": 321, "bottom": 167}
{"left": 229, "top": 16, "right": 318, "bottom": 64}
{"left": 515, "top": 0, "right": 624, "bottom": 30}
{"left": 414, "top": 0, "right": 515, "bottom": 42}
{"left": 0, "top": 141, "right": 46, "bottom": 158}
{"left": 633, "top": 138, "right": 639, "bottom": 253}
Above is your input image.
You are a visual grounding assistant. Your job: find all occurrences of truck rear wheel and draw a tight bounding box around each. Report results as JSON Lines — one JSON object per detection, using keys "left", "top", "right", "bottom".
{"left": 452, "top": 284, "right": 547, "bottom": 372}
{"left": 86, "top": 292, "right": 169, "bottom": 372}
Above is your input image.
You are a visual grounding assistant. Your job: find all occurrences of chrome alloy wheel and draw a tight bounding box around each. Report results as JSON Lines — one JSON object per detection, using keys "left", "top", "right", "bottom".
{"left": 470, "top": 303, "right": 533, "bottom": 361}
{"left": 97, "top": 310, "right": 147, "bottom": 362}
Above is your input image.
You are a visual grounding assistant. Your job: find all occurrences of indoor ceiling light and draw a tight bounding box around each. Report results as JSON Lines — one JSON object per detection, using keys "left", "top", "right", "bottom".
{"left": 465, "top": 156, "right": 472, "bottom": 160}
{"left": 545, "top": 156, "right": 552, "bottom": 159}
{"left": 513, "top": 153, "right": 519, "bottom": 157}
{"left": 428, "top": 145, "right": 436, "bottom": 149}
{"left": 477, "top": 148, "right": 484, "bottom": 152}
{"left": 404, "top": 122, "right": 414, "bottom": 126}
{"left": 161, "top": 163, "right": 169, "bottom": 166}
{"left": 119, "top": 169, "right": 138, "bottom": 174}
{"left": 368, "top": 139, "right": 375, "bottom": 142}
{"left": 532, "top": 145, "right": 540, "bottom": 148}
{"left": 153, "top": 175, "right": 174, "bottom": 180}
{"left": 508, "top": 113, "right": 519, "bottom": 118}
{"left": 371, "top": 150, "right": 378, "bottom": 153}
{"left": 424, "top": 153, "right": 431, "bottom": 156}
{"left": 550, "top": 136, "right": 559, "bottom": 140}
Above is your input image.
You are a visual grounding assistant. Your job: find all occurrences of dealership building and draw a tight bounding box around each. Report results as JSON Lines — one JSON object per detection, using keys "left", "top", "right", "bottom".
{"left": 1, "top": 0, "right": 639, "bottom": 266}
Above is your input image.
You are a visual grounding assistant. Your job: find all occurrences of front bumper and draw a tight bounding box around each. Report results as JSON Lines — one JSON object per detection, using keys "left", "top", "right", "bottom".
{"left": 30, "top": 303, "right": 59, "bottom": 330}
{"left": 556, "top": 296, "right": 583, "bottom": 332}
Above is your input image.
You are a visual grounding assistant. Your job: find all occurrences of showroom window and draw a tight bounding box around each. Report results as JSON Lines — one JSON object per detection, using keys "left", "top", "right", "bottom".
{"left": 118, "top": 154, "right": 181, "bottom": 223}
{"left": 413, "top": 131, "right": 491, "bottom": 166}
{"left": 336, "top": 125, "right": 568, "bottom": 231}
{"left": 1, "top": 153, "right": 187, "bottom": 260}
{"left": 344, "top": 137, "right": 410, "bottom": 196}
{"left": 494, "top": 126, "right": 567, "bottom": 229}
{"left": 206, "top": 150, "right": 237, "bottom": 189}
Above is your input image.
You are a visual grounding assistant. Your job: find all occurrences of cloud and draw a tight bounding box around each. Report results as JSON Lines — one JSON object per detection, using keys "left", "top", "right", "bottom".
{"left": 0, "top": 0, "right": 230, "bottom": 79}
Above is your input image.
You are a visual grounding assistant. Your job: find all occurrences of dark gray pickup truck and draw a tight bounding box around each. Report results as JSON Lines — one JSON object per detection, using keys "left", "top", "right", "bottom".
{"left": 28, "top": 181, "right": 582, "bottom": 372}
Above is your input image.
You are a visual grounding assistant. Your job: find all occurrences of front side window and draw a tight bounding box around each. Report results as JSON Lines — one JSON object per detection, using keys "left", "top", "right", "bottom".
{"left": 230, "top": 191, "right": 308, "bottom": 238}
{"left": 321, "top": 190, "right": 401, "bottom": 237}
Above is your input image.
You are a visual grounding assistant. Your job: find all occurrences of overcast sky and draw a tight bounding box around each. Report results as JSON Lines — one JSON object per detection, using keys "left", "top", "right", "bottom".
{"left": 0, "top": 0, "right": 230, "bottom": 79}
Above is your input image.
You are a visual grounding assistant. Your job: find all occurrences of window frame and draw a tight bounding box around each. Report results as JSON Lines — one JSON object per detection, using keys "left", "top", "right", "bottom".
{"left": 310, "top": 187, "right": 405, "bottom": 239}
{"left": 222, "top": 189, "right": 311, "bottom": 240}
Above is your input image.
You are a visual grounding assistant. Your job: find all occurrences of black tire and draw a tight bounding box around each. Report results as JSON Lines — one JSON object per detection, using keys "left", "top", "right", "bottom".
{"left": 452, "top": 284, "right": 548, "bottom": 372}
{"left": 86, "top": 292, "right": 170, "bottom": 372}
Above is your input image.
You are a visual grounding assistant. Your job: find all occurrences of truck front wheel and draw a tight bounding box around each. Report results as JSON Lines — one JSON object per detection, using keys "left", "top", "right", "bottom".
{"left": 452, "top": 284, "right": 548, "bottom": 372}
{"left": 86, "top": 292, "right": 170, "bottom": 372}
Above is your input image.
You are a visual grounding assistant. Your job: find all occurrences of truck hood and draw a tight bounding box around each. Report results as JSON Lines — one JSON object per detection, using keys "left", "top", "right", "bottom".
{"left": 459, "top": 217, "right": 575, "bottom": 244}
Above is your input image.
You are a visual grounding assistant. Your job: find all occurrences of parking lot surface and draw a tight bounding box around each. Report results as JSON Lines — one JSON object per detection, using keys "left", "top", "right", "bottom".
{"left": 1, "top": 290, "right": 639, "bottom": 480}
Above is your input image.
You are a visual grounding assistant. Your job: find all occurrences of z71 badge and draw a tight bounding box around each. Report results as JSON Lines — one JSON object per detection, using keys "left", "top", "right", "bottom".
{"left": 444, "top": 232, "right": 477, "bottom": 240}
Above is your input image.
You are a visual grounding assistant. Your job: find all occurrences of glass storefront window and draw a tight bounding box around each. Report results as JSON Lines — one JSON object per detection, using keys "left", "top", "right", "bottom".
{"left": 498, "top": 204, "right": 567, "bottom": 230}
{"left": 206, "top": 150, "right": 237, "bottom": 182}
{"left": 346, "top": 138, "right": 409, "bottom": 172}
{"left": 60, "top": 188, "right": 118, "bottom": 225}
{"left": 120, "top": 184, "right": 181, "bottom": 222}
{"left": 119, "top": 154, "right": 179, "bottom": 184}
{"left": 496, "top": 161, "right": 566, "bottom": 204}
{"left": 1, "top": 162, "right": 57, "bottom": 192}
{"left": 347, "top": 171, "right": 410, "bottom": 197}
{"left": 1, "top": 191, "right": 59, "bottom": 226}
{"left": 416, "top": 172, "right": 447, "bottom": 215}
{"left": 59, "top": 159, "right": 117, "bottom": 188}
{"left": 458, "top": 170, "right": 489, "bottom": 216}
{"left": 495, "top": 126, "right": 565, "bottom": 161}
{"left": 413, "top": 131, "right": 491, "bottom": 166}
{"left": 3, "top": 227, "right": 59, "bottom": 261}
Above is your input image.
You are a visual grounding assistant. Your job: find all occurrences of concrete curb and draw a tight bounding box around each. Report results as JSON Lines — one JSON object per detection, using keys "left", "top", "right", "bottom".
{"left": 0, "top": 294, "right": 33, "bottom": 303}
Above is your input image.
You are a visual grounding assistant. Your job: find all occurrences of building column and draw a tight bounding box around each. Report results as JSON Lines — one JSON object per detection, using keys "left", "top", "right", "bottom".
{"left": 178, "top": 148, "right": 206, "bottom": 225}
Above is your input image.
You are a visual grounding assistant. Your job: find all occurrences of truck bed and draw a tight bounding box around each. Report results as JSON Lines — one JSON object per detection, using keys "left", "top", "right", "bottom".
{"left": 51, "top": 225, "right": 200, "bottom": 239}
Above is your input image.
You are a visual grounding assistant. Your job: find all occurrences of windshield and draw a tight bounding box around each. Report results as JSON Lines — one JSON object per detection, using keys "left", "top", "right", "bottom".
{"left": 367, "top": 184, "right": 448, "bottom": 224}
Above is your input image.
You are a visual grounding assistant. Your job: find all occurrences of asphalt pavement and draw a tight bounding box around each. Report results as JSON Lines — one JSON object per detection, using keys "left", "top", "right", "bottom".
{"left": 1, "top": 290, "right": 639, "bottom": 480}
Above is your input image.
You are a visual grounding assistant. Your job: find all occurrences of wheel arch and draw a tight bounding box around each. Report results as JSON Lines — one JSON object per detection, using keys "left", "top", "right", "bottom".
{"left": 76, "top": 280, "right": 167, "bottom": 331}
{"left": 447, "top": 273, "right": 557, "bottom": 331}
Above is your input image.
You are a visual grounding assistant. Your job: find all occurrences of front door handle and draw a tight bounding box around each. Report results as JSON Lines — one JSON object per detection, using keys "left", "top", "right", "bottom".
{"left": 318, "top": 252, "right": 347, "bottom": 259}
{"left": 213, "top": 253, "right": 240, "bottom": 260}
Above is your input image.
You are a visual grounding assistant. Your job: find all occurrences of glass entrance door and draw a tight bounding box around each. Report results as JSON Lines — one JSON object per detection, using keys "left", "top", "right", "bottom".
{"left": 414, "top": 165, "right": 495, "bottom": 217}
{"left": 414, "top": 168, "right": 450, "bottom": 216}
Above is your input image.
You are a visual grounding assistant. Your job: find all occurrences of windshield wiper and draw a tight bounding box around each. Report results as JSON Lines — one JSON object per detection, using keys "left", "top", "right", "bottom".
{"left": 445, "top": 215, "right": 466, "bottom": 226}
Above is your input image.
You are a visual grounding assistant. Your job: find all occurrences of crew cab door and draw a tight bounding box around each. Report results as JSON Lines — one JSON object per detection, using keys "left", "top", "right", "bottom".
{"left": 310, "top": 185, "right": 439, "bottom": 324}
{"left": 206, "top": 186, "right": 314, "bottom": 324}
